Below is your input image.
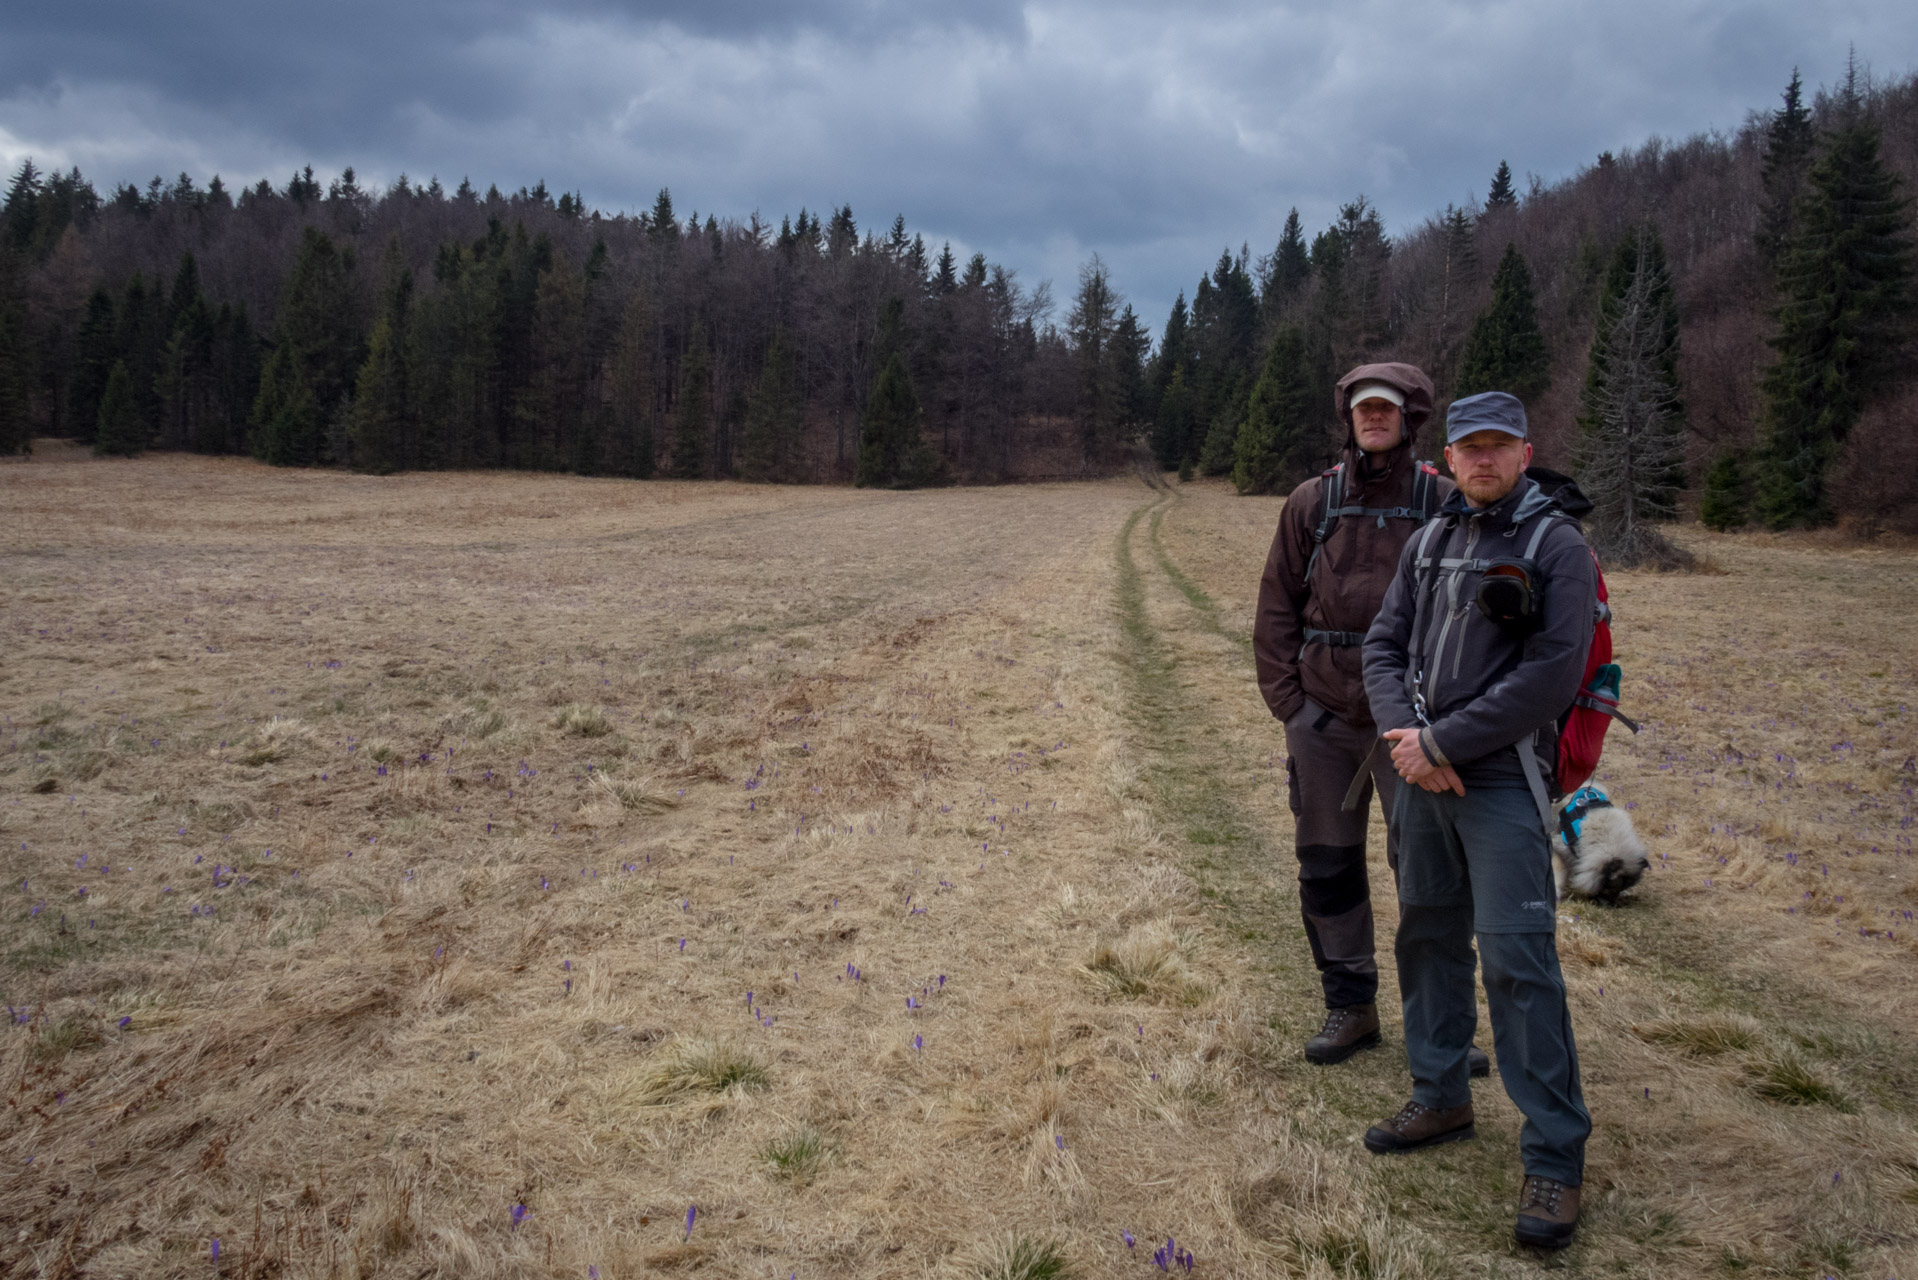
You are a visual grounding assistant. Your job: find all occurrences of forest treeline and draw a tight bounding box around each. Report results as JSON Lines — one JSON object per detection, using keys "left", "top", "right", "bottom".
{"left": 0, "top": 173, "right": 1116, "bottom": 486}
{"left": 1167, "top": 61, "right": 1916, "bottom": 546}
{"left": 0, "top": 61, "right": 1913, "bottom": 534}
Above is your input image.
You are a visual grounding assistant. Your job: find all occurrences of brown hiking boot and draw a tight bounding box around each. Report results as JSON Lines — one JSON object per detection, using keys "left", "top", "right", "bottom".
{"left": 1515, "top": 1175, "right": 1580, "bottom": 1248}
{"left": 1304, "top": 1003, "right": 1381, "bottom": 1064}
{"left": 1362, "top": 1099, "right": 1475, "bottom": 1153}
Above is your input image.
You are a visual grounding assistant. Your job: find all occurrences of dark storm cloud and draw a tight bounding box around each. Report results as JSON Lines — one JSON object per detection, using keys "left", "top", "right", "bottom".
{"left": 3, "top": 0, "right": 1915, "bottom": 325}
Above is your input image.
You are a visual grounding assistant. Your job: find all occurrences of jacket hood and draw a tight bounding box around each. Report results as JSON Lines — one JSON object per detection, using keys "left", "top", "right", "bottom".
{"left": 1335, "top": 362, "right": 1436, "bottom": 448}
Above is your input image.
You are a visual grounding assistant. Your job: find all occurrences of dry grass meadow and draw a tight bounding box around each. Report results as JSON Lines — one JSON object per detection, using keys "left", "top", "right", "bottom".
{"left": 2, "top": 441, "right": 1915, "bottom": 1280}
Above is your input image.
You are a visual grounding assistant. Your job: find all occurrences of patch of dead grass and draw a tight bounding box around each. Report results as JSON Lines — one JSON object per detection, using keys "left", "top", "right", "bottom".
{"left": 1079, "top": 921, "right": 1197, "bottom": 1002}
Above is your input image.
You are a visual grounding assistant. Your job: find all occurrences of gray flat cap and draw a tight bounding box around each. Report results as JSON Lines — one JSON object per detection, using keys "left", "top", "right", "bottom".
{"left": 1445, "top": 391, "right": 1529, "bottom": 443}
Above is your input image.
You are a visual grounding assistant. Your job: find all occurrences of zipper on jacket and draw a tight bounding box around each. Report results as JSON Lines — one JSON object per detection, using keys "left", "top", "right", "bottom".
{"left": 1427, "top": 514, "right": 1480, "bottom": 703}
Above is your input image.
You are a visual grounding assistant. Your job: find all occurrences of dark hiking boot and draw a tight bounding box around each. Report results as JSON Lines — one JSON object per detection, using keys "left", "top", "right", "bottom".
{"left": 1363, "top": 1099, "right": 1475, "bottom": 1154}
{"left": 1468, "top": 1044, "right": 1491, "bottom": 1078}
{"left": 1304, "top": 1003, "right": 1381, "bottom": 1065}
{"left": 1515, "top": 1175, "right": 1580, "bottom": 1248}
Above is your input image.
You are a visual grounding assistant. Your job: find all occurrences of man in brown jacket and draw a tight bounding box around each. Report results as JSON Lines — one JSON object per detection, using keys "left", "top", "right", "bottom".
{"left": 1254, "top": 363, "right": 1480, "bottom": 1070}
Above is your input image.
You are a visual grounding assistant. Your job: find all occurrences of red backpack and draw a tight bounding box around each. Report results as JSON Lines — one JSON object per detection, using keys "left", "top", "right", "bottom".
{"left": 1557, "top": 548, "right": 1638, "bottom": 794}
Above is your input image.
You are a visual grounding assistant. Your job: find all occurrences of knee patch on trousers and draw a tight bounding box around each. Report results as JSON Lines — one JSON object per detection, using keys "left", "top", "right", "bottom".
{"left": 1297, "top": 843, "right": 1369, "bottom": 916}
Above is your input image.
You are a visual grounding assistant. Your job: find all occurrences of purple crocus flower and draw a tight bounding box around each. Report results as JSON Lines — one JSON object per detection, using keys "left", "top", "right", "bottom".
{"left": 510, "top": 1203, "right": 529, "bottom": 1232}
{"left": 1122, "top": 1230, "right": 1135, "bottom": 1249}
{"left": 211, "top": 1238, "right": 221, "bottom": 1262}
{"left": 684, "top": 1204, "right": 697, "bottom": 1240}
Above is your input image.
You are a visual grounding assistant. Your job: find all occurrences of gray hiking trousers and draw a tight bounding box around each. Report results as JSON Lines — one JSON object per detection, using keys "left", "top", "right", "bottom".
{"left": 1283, "top": 698, "right": 1401, "bottom": 1009}
{"left": 1393, "top": 781, "right": 1591, "bottom": 1185}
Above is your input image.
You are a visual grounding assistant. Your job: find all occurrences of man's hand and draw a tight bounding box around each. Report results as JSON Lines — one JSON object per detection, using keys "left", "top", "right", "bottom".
{"left": 1383, "top": 727, "right": 1465, "bottom": 795}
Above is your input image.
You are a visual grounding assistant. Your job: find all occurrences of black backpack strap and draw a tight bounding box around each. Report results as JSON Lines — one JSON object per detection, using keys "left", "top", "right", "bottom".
{"left": 1411, "top": 461, "right": 1437, "bottom": 521}
{"left": 1406, "top": 515, "right": 1451, "bottom": 722}
{"left": 1302, "top": 463, "right": 1343, "bottom": 587}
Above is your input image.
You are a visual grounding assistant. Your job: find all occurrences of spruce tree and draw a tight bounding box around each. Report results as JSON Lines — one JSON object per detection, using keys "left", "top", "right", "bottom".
{"left": 1699, "top": 449, "right": 1750, "bottom": 530}
{"left": 347, "top": 244, "right": 413, "bottom": 473}
{"left": 607, "top": 288, "right": 655, "bottom": 478}
{"left": 94, "top": 360, "right": 145, "bottom": 456}
{"left": 1318, "top": 197, "right": 1391, "bottom": 367}
{"left": 671, "top": 340, "right": 711, "bottom": 479}
{"left": 115, "top": 273, "right": 166, "bottom": 446}
{"left": 1154, "top": 365, "right": 1194, "bottom": 473}
{"left": 650, "top": 189, "right": 678, "bottom": 246}
{"left": 855, "top": 351, "right": 940, "bottom": 487}
{"left": 1109, "top": 305, "right": 1150, "bottom": 434}
{"left": 515, "top": 252, "right": 586, "bottom": 469}
{"left": 1261, "top": 208, "right": 1311, "bottom": 323}
{"left": 1756, "top": 69, "right": 1817, "bottom": 273}
{"left": 157, "top": 296, "right": 216, "bottom": 452}
{"left": 1197, "top": 367, "right": 1247, "bottom": 476}
{"left": 208, "top": 304, "right": 259, "bottom": 455}
{"left": 1149, "top": 293, "right": 1190, "bottom": 468}
{"left": 0, "top": 249, "right": 25, "bottom": 455}
{"left": 739, "top": 328, "right": 801, "bottom": 482}
{"left": 254, "top": 228, "right": 361, "bottom": 464}
{"left": 252, "top": 344, "right": 323, "bottom": 466}
{"left": 933, "top": 243, "right": 958, "bottom": 294}
{"left": 348, "top": 314, "right": 408, "bottom": 472}
{"left": 1232, "top": 324, "right": 1316, "bottom": 494}
{"left": 68, "top": 288, "right": 116, "bottom": 445}
{"left": 1454, "top": 243, "right": 1550, "bottom": 402}
{"left": 1, "top": 160, "right": 39, "bottom": 255}
{"left": 1755, "top": 73, "right": 1915, "bottom": 528}
{"left": 1068, "top": 254, "right": 1121, "bottom": 465}
{"left": 1486, "top": 160, "right": 1518, "bottom": 210}
{"left": 165, "top": 252, "right": 202, "bottom": 334}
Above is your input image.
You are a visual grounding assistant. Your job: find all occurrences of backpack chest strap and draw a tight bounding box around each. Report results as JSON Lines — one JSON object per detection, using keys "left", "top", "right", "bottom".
{"left": 1327, "top": 504, "right": 1431, "bottom": 528}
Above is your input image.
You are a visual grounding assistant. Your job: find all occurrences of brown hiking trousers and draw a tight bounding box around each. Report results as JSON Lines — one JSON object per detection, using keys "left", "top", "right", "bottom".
{"left": 1284, "top": 697, "right": 1401, "bottom": 1009}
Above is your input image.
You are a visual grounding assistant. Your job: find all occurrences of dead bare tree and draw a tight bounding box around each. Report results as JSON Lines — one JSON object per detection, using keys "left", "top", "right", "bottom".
{"left": 1576, "top": 227, "right": 1693, "bottom": 568}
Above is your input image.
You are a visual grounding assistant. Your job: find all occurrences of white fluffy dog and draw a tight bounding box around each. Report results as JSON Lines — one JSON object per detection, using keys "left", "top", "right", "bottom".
{"left": 1552, "top": 785, "right": 1650, "bottom": 903}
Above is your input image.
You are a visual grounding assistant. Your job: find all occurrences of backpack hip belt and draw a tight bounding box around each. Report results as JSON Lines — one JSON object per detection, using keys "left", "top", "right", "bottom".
{"left": 1301, "top": 628, "right": 1367, "bottom": 651}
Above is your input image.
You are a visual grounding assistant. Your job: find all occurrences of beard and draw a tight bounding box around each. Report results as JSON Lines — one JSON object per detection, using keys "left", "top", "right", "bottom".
{"left": 1458, "top": 472, "right": 1517, "bottom": 506}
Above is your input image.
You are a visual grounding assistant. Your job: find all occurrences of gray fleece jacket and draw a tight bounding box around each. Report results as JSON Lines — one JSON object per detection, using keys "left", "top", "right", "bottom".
{"left": 1362, "top": 475, "right": 1597, "bottom": 789}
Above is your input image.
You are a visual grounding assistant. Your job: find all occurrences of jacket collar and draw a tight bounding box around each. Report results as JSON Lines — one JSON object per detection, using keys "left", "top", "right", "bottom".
{"left": 1340, "top": 440, "right": 1413, "bottom": 498}
{"left": 1439, "top": 475, "right": 1544, "bottom": 531}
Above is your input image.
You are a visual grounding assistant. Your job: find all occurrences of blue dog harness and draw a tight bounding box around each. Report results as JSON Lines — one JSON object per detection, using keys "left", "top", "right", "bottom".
{"left": 1557, "top": 785, "right": 1610, "bottom": 850}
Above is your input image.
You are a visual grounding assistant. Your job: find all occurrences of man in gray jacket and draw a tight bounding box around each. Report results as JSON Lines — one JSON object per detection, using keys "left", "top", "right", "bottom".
{"left": 1360, "top": 391, "right": 1596, "bottom": 1250}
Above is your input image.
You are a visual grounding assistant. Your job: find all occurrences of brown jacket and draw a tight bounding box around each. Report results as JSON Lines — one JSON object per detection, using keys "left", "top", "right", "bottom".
{"left": 1253, "top": 363, "right": 1454, "bottom": 729}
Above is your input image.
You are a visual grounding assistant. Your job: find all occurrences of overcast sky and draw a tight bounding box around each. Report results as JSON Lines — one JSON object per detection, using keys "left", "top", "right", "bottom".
{"left": 3, "top": 0, "right": 1914, "bottom": 327}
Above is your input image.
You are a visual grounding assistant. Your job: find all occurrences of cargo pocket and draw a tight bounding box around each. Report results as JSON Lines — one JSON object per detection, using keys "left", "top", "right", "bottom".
{"left": 1286, "top": 755, "right": 1302, "bottom": 817}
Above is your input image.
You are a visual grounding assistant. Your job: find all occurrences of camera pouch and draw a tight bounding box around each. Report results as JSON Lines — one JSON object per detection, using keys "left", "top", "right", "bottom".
{"left": 1475, "top": 557, "right": 1540, "bottom": 630}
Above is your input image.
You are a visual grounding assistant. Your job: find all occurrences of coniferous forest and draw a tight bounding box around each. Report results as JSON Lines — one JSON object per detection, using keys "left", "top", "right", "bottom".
{"left": 1, "top": 63, "right": 1914, "bottom": 534}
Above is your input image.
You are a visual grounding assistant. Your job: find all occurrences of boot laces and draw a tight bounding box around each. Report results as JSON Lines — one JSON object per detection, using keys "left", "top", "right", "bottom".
{"left": 1388, "top": 1100, "right": 1430, "bottom": 1129}
{"left": 1521, "top": 1177, "right": 1565, "bottom": 1211}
